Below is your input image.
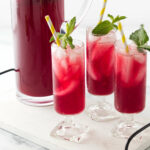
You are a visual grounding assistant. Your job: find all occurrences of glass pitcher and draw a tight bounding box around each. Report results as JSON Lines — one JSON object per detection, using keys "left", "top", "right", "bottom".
{"left": 11, "top": 0, "right": 93, "bottom": 106}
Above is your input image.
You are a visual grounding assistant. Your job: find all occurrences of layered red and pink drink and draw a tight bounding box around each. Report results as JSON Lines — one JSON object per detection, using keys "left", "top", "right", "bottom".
{"left": 86, "top": 28, "right": 116, "bottom": 95}
{"left": 115, "top": 42, "right": 147, "bottom": 113}
{"left": 51, "top": 41, "right": 85, "bottom": 115}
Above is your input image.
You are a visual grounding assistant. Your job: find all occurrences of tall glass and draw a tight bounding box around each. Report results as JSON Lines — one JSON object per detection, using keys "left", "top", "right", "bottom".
{"left": 112, "top": 41, "right": 147, "bottom": 138}
{"left": 86, "top": 27, "right": 118, "bottom": 121}
{"left": 51, "top": 41, "right": 88, "bottom": 143}
{"left": 11, "top": 0, "right": 93, "bottom": 106}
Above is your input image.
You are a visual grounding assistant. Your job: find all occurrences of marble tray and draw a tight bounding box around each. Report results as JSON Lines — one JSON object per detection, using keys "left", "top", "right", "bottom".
{"left": 0, "top": 86, "right": 150, "bottom": 150}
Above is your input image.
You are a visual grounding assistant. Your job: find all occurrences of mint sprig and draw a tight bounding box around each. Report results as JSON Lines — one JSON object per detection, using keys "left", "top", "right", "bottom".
{"left": 129, "top": 25, "right": 150, "bottom": 52}
{"left": 108, "top": 14, "right": 126, "bottom": 24}
{"left": 92, "top": 14, "right": 126, "bottom": 36}
{"left": 92, "top": 20, "right": 114, "bottom": 36}
{"left": 50, "top": 17, "right": 76, "bottom": 49}
{"left": 49, "top": 33, "right": 64, "bottom": 43}
{"left": 138, "top": 45, "right": 150, "bottom": 51}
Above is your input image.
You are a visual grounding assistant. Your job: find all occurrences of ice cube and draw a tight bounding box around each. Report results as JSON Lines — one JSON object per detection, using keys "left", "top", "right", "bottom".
{"left": 91, "top": 42, "right": 108, "bottom": 61}
{"left": 135, "top": 67, "right": 146, "bottom": 83}
{"left": 74, "top": 45, "right": 84, "bottom": 57}
{"left": 87, "top": 62, "right": 101, "bottom": 81}
{"left": 129, "top": 43, "right": 137, "bottom": 53}
{"left": 115, "top": 53, "right": 123, "bottom": 74}
{"left": 52, "top": 55, "right": 68, "bottom": 81}
{"left": 91, "top": 45, "right": 100, "bottom": 60}
{"left": 115, "top": 40, "right": 127, "bottom": 54}
{"left": 52, "top": 60, "right": 63, "bottom": 80}
{"left": 97, "top": 30, "right": 116, "bottom": 44}
{"left": 133, "top": 53, "right": 146, "bottom": 64}
{"left": 61, "top": 58, "right": 68, "bottom": 71}
{"left": 55, "top": 47, "right": 67, "bottom": 59}
{"left": 121, "top": 56, "right": 133, "bottom": 83}
{"left": 54, "top": 80, "right": 79, "bottom": 96}
{"left": 69, "top": 51, "right": 78, "bottom": 64}
{"left": 105, "top": 49, "right": 115, "bottom": 76}
{"left": 87, "top": 28, "right": 100, "bottom": 42}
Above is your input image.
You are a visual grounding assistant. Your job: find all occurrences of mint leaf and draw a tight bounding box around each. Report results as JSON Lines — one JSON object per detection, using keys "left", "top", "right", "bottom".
{"left": 92, "top": 20, "right": 114, "bottom": 36}
{"left": 108, "top": 14, "right": 126, "bottom": 28}
{"left": 137, "top": 48, "right": 144, "bottom": 52}
{"left": 66, "top": 23, "right": 69, "bottom": 35}
{"left": 92, "top": 14, "right": 126, "bottom": 36}
{"left": 108, "top": 14, "right": 126, "bottom": 24}
{"left": 49, "top": 36, "right": 55, "bottom": 43}
{"left": 129, "top": 25, "right": 149, "bottom": 46}
{"left": 129, "top": 25, "right": 150, "bottom": 53}
{"left": 112, "top": 15, "right": 126, "bottom": 23}
{"left": 66, "top": 36, "right": 75, "bottom": 49}
{"left": 49, "top": 17, "right": 76, "bottom": 49}
{"left": 66, "top": 17, "right": 76, "bottom": 36}
{"left": 113, "top": 24, "right": 118, "bottom": 30}
{"left": 138, "top": 45, "right": 150, "bottom": 51}
{"left": 49, "top": 33, "right": 64, "bottom": 43}
{"left": 119, "top": 16, "right": 127, "bottom": 20}
{"left": 61, "top": 37, "right": 67, "bottom": 49}
{"left": 108, "top": 14, "right": 114, "bottom": 21}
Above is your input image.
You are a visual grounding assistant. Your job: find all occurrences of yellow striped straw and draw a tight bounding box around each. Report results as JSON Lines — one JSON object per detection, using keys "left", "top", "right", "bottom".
{"left": 118, "top": 22, "right": 129, "bottom": 53}
{"left": 99, "top": 0, "right": 107, "bottom": 24}
{"left": 45, "top": 15, "right": 61, "bottom": 47}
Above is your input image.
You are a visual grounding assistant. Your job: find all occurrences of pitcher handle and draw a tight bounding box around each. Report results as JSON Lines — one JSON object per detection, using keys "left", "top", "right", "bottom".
{"left": 60, "top": 0, "right": 93, "bottom": 33}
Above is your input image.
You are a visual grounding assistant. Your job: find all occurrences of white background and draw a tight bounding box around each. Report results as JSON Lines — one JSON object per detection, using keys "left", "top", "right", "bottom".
{"left": 1, "top": 0, "right": 150, "bottom": 30}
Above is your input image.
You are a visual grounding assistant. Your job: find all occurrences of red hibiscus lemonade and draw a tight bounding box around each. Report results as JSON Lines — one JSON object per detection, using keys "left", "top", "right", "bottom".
{"left": 86, "top": 28, "right": 116, "bottom": 95}
{"left": 12, "top": 0, "right": 64, "bottom": 97}
{"left": 115, "top": 42, "right": 147, "bottom": 113}
{"left": 51, "top": 41, "right": 85, "bottom": 115}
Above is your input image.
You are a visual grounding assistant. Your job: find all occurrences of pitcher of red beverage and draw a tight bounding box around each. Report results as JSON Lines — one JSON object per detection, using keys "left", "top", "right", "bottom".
{"left": 11, "top": 0, "right": 93, "bottom": 106}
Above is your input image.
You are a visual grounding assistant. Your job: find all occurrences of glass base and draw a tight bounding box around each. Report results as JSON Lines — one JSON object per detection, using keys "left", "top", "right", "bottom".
{"left": 51, "top": 117, "right": 89, "bottom": 143}
{"left": 112, "top": 120, "right": 143, "bottom": 139}
{"left": 86, "top": 101, "right": 119, "bottom": 121}
{"left": 17, "top": 92, "right": 53, "bottom": 107}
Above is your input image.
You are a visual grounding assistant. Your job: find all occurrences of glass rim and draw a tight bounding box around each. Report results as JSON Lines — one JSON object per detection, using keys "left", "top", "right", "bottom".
{"left": 115, "top": 40, "right": 147, "bottom": 56}
{"left": 86, "top": 26, "right": 116, "bottom": 44}
{"left": 51, "top": 39, "right": 84, "bottom": 50}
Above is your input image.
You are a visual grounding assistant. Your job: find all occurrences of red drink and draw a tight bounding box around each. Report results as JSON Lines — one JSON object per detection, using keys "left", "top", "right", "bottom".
{"left": 115, "top": 42, "right": 147, "bottom": 113}
{"left": 86, "top": 28, "right": 116, "bottom": 95}
{"left": 11, "top": 0, "right": 64, "bottom": 97}
{"left": 51, "top": 41, "right": 85, "bottom": 115}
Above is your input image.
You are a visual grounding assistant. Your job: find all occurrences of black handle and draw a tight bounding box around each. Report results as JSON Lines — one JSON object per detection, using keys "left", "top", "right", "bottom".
{"left": 125, "top": 123, "right": 150, "bottom": 150}
{"left": 0, "top": 68, "right": 16, "bottom": 75}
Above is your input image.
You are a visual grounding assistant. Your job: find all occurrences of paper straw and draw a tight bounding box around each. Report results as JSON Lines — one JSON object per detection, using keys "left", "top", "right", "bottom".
{"left": 118, "top": 22, "right": 129, "bottom": 53}
{"left": 99, "top": 0, "right": 107, "bottom": 24}
{"left": 45, "top": 15, "right": 61, "bottom": 47}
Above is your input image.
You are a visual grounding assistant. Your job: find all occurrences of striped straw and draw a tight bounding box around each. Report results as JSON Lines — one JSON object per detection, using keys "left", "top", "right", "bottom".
{"left": 118, "top": 22, "right": 129, "bottom": 53}
{"left": 99, "top": 0, "right": 107, "bottom": 24}
{"left": 45, "top": 15, "right": 61, "bottom": 47}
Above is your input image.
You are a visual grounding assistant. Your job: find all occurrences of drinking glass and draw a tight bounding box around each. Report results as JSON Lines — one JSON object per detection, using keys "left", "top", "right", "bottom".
{"left": 86, "top": 27, "right": 118, "bottom": 121}
{"left": 112, "top": 41, "right": 147, "bottom": 138}
{"left": 51, "top": 40, "right": 89, "bottom": 143}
